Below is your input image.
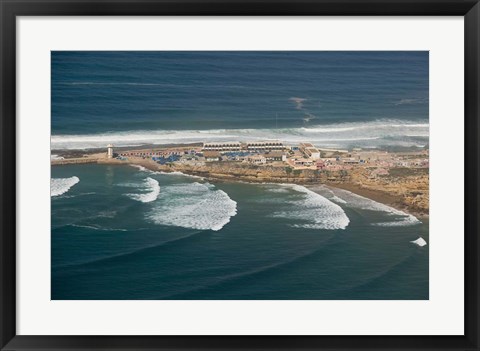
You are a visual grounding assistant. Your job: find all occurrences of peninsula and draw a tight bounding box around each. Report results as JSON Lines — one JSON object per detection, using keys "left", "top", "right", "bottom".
{"left": 52, "top": 140, "right": 429, "bottom": 217}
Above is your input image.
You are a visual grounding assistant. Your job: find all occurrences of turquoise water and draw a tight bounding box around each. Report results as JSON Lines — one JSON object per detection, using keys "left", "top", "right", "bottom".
{"left": 51, "top": 164, "right": 428, "bottom": 300}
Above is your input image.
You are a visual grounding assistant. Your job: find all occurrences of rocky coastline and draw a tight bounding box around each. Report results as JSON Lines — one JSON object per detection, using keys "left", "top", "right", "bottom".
{"left": 52, "top": 155, "right": 428, "bottom": 218}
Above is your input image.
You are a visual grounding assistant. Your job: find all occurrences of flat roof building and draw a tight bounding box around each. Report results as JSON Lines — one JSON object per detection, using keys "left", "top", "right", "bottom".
{"left": 203, "top": 142, "right": 242, "bottom": 152}
{"left": 265, "top": 151, "right": 287, "bottom": 162}
{"left": 247, "top": 154, "right": 267, "bottom": 164}
{"left": 203, "top": 151, "right": 221, "bottom": 161}
{"left": 246, "top": 141, "right": 284, "bottom": 151}
{"left": 299, "top": 142, "right": 321, "bottom": 160}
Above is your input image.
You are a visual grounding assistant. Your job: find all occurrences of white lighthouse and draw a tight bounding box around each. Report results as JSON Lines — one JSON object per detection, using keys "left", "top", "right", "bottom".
{"left": 107, "top": 144, "right": 114, "bottom": 159}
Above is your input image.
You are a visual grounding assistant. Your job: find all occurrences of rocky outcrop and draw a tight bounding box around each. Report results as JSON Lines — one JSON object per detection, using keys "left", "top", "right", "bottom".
{"left": 342, "top": 167, "right": 429, "bottom": 216}
{"left": 156, "top": 162, "right": 350, "bottom": 183}
{"left": 144, "top": 161, "right": 429, "bottom": 216}
{"left": 52, "top": 157, "right": 429, "bottom": 217}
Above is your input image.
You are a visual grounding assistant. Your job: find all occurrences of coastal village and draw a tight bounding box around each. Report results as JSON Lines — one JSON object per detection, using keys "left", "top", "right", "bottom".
{"left": 114, "top": 140, "right": 429, "bottom": 173}
{"left": 52, "top": 140, "right": 429, "bottom": 216}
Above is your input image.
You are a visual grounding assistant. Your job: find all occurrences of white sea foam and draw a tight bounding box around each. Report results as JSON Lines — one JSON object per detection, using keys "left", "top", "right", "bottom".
{"left": 373, "top": 217, "right": 421, "bottom": 227}
{"left": 330, "top": 195, "right": 347, "bottom": 204}
{"left": 272, "top": 184, "right": 350, "bottom": 230}
{"left": 411, "top": 237, "right": 427, "bottom": 246}
{"left": 51, "top": 176, "right": 80, "bottom": 197}
{"left": 50, "top": 154, "right": 64, "bottom": 161}
{"left": 126, "top": 177, "right": 161, "bottom": 203}
{"left": 130, "top": 164, "right": 152, "bottom": 173}
{"left": 51, "top": 119, "right": 429, "bottom": 150}
{"left": 130, "top": 164, "right": 204, "bottom": 180}
{"left": 322, "top": 186, "right": 421, "bottom": 227}
{"left": 117, "top": 182, "right": 146, "bottom": 188}
{"left": 148, "top": 182, "right": 237, "bottom": 231}
{"left": 289, "top": 97, "right": 307, "bottom": 110}
{"left": 394, "top": 97, "right": 429, "bottom": 106}
{"left": 265, "top": 186, "right": 291, "bottom": 194}
{"left": 156, "top": 170, "right": 204, "bottom": 180}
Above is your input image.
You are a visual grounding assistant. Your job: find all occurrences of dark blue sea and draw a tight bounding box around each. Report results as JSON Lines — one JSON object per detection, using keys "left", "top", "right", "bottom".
{"left": 51, "top": 52, "right": 428, "bottom": 300}
{"left": 51, "top": 51, "right": 428, "bottom": 150}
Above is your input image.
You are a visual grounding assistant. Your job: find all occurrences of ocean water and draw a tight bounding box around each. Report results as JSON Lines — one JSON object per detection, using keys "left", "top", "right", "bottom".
{"left": 52, "top": 164, "right": 428, "bottom": 300}
{"left": 51, "top": 51, "right": 428, "bottom": 150}
{"left": 51, "top": 52, "right": 429, "bottom": 300}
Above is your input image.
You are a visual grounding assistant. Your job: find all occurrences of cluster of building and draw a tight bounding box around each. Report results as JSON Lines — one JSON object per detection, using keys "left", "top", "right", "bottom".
{"left": 202, "top": 141, "right": 322, "bottom": 167}
{"left": 203, "top": 141, "right": 285, "bottom": 152}
{"left": 112, "top": 140, "right": 429, "bottom": 173}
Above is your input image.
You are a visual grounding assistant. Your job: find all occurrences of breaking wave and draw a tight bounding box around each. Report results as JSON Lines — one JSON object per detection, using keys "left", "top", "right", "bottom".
{"left": 130, "top": 164, "right": 156, "bottom": 173}
{"left": 373, "top": 218, "right": 421, "bottom": 227}
{"left": 51, "top": 119, "right": 429, "bottom": 150}
{"left": 51, "top": 176, "right": 80, "bottom": 197}
{"left": 289, "top": 97, "right": 307, "bottom": 110}
{"left": 411, "top": 237, "right": 427, "bottom": 246}
{"left": 51, "top": 154, "right": 64, "bottom": 161}
{"left": 148, "top": 182, "right": 237, "bottom": 231}
{"left": 320, "top": 186, "right": 421, "bottom": 227}
{"left": 272, "top": 184, "right": 350, "bottom": 230}
{"left": 394, "top": 97, "right": 429, "bottom": 106}
{"left": 130, "top": 164, "right": 204, "bottom": 180}
{"left": 126, "top": 177, "right": 160, "bottom": 203}
{"left": 330, "top": 195, "right": 347, "bottom": 204}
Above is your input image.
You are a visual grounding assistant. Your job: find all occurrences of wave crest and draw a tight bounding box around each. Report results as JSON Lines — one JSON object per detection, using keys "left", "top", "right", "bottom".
{"left": 272, "top": 184, "right": 350, "bottom": 230}
{"left": 148, "top": 182, "right": 237, "bottom": 231}
{"left": 51, "top": 176, "right": 80, "bottom": 197}
{"left": 126, "top": 177, "right": 161, "bottom": 203}
{"left": 51, "top": 119, "right": 429, "bottom": 150}
{"left": 131, "top": 164, "right": 204, "bottom": 180}
{"left": 411, "top": 237, "right": 427, "bottom": 246}
{"left": 318, "top": 186, "right": 421, "bottom": 227}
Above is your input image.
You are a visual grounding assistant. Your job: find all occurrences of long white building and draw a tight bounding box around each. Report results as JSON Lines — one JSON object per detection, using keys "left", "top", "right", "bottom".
{"left": 203, "top": 142, "right": 242, "bottom": 151}
{"left": 203, "top": 141, "right": 285, "bottom": 152}
{"left": 246, "top": 141, "right": 284, "bottom": 151}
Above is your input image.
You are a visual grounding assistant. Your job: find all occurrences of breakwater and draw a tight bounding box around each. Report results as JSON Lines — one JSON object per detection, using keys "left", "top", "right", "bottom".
{"left": 51, "top": 158, "right": 99, "bottom": 166}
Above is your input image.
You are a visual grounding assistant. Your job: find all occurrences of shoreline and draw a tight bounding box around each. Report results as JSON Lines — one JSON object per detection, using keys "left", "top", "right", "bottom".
{"left": 321, "top": 182, "right": 428, "bottom": 220}
{"left": 52, "top": 156, "right": 428, "bottom": 219}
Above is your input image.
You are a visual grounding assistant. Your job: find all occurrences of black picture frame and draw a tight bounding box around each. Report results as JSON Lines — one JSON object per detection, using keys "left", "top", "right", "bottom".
{"left": 1, "top": 1, "right": 479, "bottom": 350}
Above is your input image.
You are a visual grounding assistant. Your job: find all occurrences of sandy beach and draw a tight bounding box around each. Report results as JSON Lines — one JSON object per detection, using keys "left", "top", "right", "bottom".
{"left": 52, "top": 152, "right": 428, "bottom": 219}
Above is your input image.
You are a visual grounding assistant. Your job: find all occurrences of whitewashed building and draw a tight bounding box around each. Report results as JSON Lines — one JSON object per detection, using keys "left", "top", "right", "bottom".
{"left": 299, "top": 143, "right": 321, "bottom": 160}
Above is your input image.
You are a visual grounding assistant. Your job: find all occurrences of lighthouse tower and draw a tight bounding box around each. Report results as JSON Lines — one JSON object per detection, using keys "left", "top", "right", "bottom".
{"left": 107, "top": 144, "right": 114, "bottom": 159}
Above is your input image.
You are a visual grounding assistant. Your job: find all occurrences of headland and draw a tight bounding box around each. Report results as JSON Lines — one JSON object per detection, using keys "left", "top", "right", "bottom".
{"left": 52, "top": 140, "right": 429, "bottom": 218}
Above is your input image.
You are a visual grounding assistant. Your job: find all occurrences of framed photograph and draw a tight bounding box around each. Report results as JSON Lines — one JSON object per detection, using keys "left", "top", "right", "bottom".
{"left": 1, "top": 1, "right": 479, "bottom": 350}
